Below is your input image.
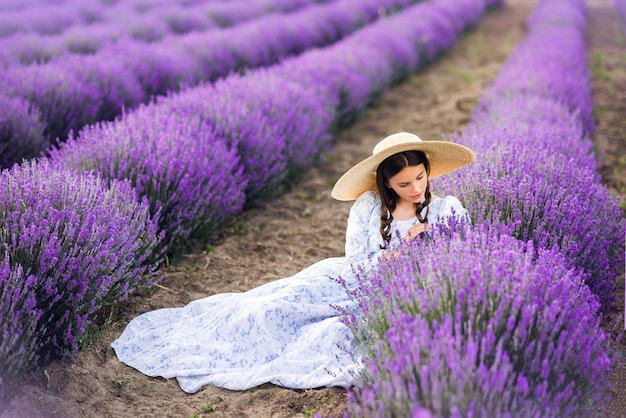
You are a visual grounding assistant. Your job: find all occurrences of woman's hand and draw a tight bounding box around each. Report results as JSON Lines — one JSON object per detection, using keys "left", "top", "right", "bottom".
{"left": 384, "top": 223, "right": 432, "bottom": 260}
{"left": 404, "top": 223, "right": 432, "bottom": 241}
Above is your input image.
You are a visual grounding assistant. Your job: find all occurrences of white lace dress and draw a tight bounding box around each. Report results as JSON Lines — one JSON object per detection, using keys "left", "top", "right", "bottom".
{"left": 112, "top": 191, "right": 469, "bottom": 393}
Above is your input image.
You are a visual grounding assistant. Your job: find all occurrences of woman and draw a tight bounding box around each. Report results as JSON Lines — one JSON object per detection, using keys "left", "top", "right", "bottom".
{"left": 112, "top": 132, "right": 475, "bottom": 393}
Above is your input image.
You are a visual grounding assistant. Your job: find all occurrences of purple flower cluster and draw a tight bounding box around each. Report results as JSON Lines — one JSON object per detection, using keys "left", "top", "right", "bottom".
{"left": 346, "top": 228, "right": 611, "bottom": 417}
{"left": 50, "top": 104, "right": 246, "bottom": 255}
{"left": 1, "top": 55, "right": 144, "bottom": 149}
{"left": 158, "top": 70, "right": 335, "bottom": 205}
{"left": 439, "top": 126, "right": 623, "bottom": 305}
{"left": 345, "top": 0, "right": 620, "bottom": 414}
{"left": 0, "top": 159, "right": 162, "bottom": 370}
{"left": 0, "top": 256, "right": 39, "bottom": 397}
{"left": 0, "top": 94, "right": 47, "bottom": 168}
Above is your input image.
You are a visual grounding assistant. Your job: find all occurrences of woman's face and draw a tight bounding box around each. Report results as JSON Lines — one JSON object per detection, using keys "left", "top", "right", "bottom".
{"left": 386, "top": 163, "right": 428, "bottom": 205}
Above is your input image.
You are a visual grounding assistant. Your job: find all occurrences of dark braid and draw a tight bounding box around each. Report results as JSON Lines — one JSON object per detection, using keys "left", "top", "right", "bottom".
{"left": 376, "top": 150, "right": 431, "bottom": 248}
{"left": 415, "top": 188, "right": 431, "bottom": 223}
{"left": 379, "top": 199, "right": 396, "bottom": 247}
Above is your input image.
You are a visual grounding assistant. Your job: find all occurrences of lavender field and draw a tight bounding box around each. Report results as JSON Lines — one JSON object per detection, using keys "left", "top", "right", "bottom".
{"left": 1, "top": 0, "right": 625, "bottom": 416}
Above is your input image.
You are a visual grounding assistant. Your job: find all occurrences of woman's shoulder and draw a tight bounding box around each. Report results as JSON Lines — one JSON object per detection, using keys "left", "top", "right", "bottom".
{"left": 350, "top": 190, "right": 380, "bottom": 216}
{"left": 430, "top": 195, "right": 466, "bottom": 213}
{"left": 432, "top": 195, "right": 463, "bottom": 206}
{"left": 354, "top": 190, "right": 380, "bottom": 206}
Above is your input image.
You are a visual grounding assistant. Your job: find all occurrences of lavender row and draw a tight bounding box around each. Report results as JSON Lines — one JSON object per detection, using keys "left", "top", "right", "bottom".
{"left": 0, "top": 160, "right": 163, "bottom": 396}
{"left": 345, "top": 0, "right": 622, "bottom": 414}
{"left": 443, "top": 0, "right": 623, "bottom": 305}
{"left": 0, "top": 0, "right": 333, "bottom": 66}
{"left": 0, "top": 0, "right": 421, "bottom": 169}
{"left": 0, "top": 0, "right": 495, "bottom": 394}
{"left": 343, "top": 226, "right": 611, "bottom": 417}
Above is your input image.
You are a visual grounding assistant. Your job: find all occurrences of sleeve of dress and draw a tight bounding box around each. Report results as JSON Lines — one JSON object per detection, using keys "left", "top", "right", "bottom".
{"left": 344, "top": 191, "right": 385, "bottom": 258}
{"left": 430, "top": 196, "right": 471, "bottom": 227}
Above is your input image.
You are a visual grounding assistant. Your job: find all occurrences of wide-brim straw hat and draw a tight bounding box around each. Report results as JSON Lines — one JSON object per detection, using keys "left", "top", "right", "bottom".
{"left": 331, "top": 132, "right": 475, "bottom": 201}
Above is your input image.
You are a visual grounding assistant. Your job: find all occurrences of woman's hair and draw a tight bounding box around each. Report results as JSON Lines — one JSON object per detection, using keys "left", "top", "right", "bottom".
{"left": 376, "top": 150, "right": 431, "bottom": 247}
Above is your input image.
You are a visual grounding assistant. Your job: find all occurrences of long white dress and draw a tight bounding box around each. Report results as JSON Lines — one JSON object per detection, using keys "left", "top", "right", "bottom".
{"left": 112, "top": 191, "right": 469, "bottom": 393}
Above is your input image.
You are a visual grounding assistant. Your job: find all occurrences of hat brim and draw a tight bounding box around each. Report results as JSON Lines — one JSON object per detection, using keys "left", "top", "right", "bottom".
{"left": 331, "top": 140, "right": 475, "bottom": 201}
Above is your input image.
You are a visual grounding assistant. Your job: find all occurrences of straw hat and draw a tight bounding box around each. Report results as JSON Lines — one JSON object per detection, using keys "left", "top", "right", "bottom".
{"left": 331, "top": 132, "right": 475, "bottom": 201}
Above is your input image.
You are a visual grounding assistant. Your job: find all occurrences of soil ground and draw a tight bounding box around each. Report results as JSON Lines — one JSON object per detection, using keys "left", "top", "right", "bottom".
{"left": 2, "top": 0, "right": 625, "bottom": 416}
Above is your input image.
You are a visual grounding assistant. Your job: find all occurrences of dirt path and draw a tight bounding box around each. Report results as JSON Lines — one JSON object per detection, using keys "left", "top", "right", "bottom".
{"left": 2, "top": 0, "right": 625, "bottom": 417}
{"left": 586, "top": 1, "right": 626, "bottom": 417}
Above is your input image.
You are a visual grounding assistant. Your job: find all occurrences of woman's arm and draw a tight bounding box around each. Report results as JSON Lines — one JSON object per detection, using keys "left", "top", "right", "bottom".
{"left": 344, "top": 191, "right": 384, "bottom": 259}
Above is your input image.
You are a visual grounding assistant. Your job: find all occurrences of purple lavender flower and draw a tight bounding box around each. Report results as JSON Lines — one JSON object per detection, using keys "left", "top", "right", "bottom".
{"left": 0, "top": 32, "right": 65, "bottom": 66}
{"left": 526, "top": 0, "right": 587, "bottom": 31}
{"left": 115, "top": 12, "right": 171, "bottom": 42}
{"left": 159, "top": 69, "right": 335, "bottom": 205}
{"left": 58, "top": 21, "right": 125, "bottom": 55}
{"left": 0, "top": 94, "right": 48, "bottom": 169}
{"left": 0, "top": 159, "right": 162, "bottom": 360}
{"left": 2, "top": 54, "right": 144, "bottom": 144}
{"left": 276, "top": 45, "right": 393, "bottom": 128}
{"left": 50, "top": 104, "right": 245, "bottom": 256}
{"left": 480, "top": 17, "right": 594, "bottom": 134}
{"left": 2, "top": 62, "right": 101, "bottom": 144}
{"left": 437, "top": 126, "right": 624, "bottom": 307}
{"left": 0, "top": 257, "right": 40, "bottom": 397}
{"left": 99, "top": 39, "right": 203, "bottom": 98}
{"left": 0, "top": 0, "right": 332, "bottom": 66}
{"left": 468, "top": 94, "right": 596, "bottom": 171}
{"left": 151, "top": 4, "right": 215, "bottom": 35}
{"left": 345, "top": 227, "right": 612, "bottom": 417}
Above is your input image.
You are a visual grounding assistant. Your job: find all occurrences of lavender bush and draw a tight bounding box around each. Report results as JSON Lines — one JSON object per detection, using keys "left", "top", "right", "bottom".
{"left": 434, "top": 0, "right": 625, "bottom": 307}
{"left": 1, "top": 63, "right": 100, "bottom": 145}
{"left": 158, "top": 70, "right": 335, "bottom": 205}
{"left": 345, "top": 227, "right": 612, "bottom": 417}
{"left": 438, "top": 129, "right": 624, "bottom": 306}
{"left": 276, "top": 45, "right": 393, "bottom": 129}
{"left": 2, "top": 55, "right": 144, "bottom": 144}
{"left": 99, "top": 39, "right": 203, "bottom": 99}
{"left": 0, "top": 32, "right": 66, "bottom": 68}
{"left": 468, "top": 94, "right": 596, "bottom": 171}
{"left": 200, "top": 0, "right": 332, "bottom": 28}
{"left": 0, "top": 94, "right": 48, "bottom": 169}
{"left": 0, "top": 159, "right": 162, "bottom": 361}
{"left": 479, "top": 8, "right": 594, "bottom": 134}
{"left": 50, "top": 106, "right": 244, "bottom": 256}
{"left": 0, "top": 257, "right": 40, "bottom": 397}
